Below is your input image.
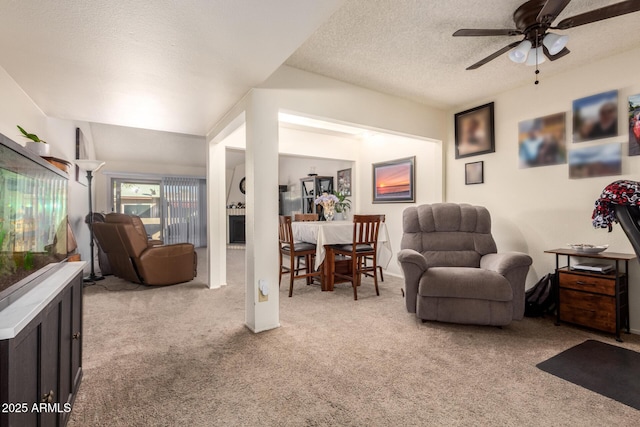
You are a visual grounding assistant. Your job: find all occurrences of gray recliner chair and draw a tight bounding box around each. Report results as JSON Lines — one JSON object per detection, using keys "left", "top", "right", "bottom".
{"left": 397, "top": 203, "right": 532, "bottom": 326}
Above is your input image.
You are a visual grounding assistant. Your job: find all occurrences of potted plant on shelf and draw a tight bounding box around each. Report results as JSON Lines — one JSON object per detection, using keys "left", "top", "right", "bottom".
{"left": 17, "top": 125, "right": 50, "bottom": 156}
{"left": 333, "top": 190, "right": 351, "bottom": 221}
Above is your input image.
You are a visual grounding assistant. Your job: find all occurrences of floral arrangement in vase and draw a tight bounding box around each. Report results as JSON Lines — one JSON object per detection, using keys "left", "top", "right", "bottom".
{"left": 333, "top": 191, "right": 351, "bottom": 219}
{"left": 314, "top": 192, "right": 339, "bottom": 221}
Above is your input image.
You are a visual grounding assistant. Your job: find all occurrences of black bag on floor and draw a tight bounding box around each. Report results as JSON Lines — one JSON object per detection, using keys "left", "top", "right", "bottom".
{"left": 524, "top": 273, "right": 556, "bottom": 317}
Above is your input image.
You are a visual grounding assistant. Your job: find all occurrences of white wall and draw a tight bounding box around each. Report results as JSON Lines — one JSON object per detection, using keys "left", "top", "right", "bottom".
{"left": 0, "top": 65, "right": 94, "bottom": 268}
{"left": 279, "top": 126, "right": 359, "bottom": 161}
{"left": 224, "top": 150, "right": 353, "bottom": 207}
{"left": 260, "top": 66, "right": 446, "bottom": 140}
{"left": 262, "top": 67, "right": 446, "bottom": 278}
{"left": 445, "top": 47, "right": 640, "bottom": 332}
{"left": 90, "top": 123, "right": 206, "bottom": 213}
{"left": 279, "top": 156, "right": 353, "bottom": 192}
{"left": 358, "top": 133, "right": 443, "bottom": 276}
{"left": 279, "top": 125, "right": 442, "bottom": 279}
{"left": 46, "top": 118, "right": 97, "bottom": 265}
{"left": 227, "top": 163, "right": 246, "bottom": 206}
{"left": 207, "top": 67, "right": 447, "bottom": 331}
{"left": 0, "top": 66, "right": 47, "bottom": 142}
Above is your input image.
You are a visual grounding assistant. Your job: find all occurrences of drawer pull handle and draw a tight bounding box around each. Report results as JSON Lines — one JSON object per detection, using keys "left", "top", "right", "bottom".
{"left": 73, "top": 332, "right": 81, "bottom": 340}
{"left": 576, "top": 281, "right": 586, "bottom": 285}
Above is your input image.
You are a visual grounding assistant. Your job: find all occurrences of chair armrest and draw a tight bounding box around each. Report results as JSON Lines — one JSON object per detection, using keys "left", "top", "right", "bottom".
{"left": 147, "top": 239, "right": 163, "bottom": 247}
{"left": 137, "top": 243, "right": 197, "bottom": 285}
{"left": 481, "top": 252, "right": 532, "bottom": 320}
{"left": 397, "top": 249, "right": 429, "bottom": 313}
{"left": 480, "top": 252, "right": 532, "bottom": 275}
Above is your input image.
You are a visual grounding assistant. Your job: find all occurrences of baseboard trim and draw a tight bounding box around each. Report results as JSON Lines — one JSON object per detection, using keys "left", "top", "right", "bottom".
{"left": 245, "top": 322, "right": 281, "bottom": 334}
{"left": 383, "top": 271, "right": 403, "bottom": 279}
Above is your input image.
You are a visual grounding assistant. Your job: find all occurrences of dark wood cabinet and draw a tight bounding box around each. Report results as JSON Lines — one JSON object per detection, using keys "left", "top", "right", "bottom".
{"left": 0, "top": 264, "right": 84, "bottom": 427}
{"left": 546, "top": 249, "right": 634, "bottom": 341}
{"left": 558, "top": 268, "right": 622, "bottom": 334}
{"left": 300, "top": 176, "right": 334, "bottom": 217}
{"left": 229, "top": 215, "right": 246, "bottom": 243}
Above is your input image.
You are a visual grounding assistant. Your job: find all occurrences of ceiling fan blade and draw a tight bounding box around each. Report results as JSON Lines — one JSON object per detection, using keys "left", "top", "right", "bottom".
{"left": 453, "top": 29, "right": 521, "bottom": 37}
{"left": 555, "top": 0, "right": 640, "bottom": 29}
{"left": 466, "top": 41, "right": 521, "bottom": 70}
{"left": 543, "top": 45, "right": 571, "bottom": 61}
{"left": 537, "top": 0, "right": 572, "bottom": 25}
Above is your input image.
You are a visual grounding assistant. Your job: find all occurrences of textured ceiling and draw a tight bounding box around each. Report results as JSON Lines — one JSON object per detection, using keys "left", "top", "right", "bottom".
{"left": 1, "top": 1, "right": 638, "bottom": 137}
{"left": 287, "top": 0, "right": 640, "bottom": 109}
{"left": 0, "top": 0, "right": 344, "bottom": 136}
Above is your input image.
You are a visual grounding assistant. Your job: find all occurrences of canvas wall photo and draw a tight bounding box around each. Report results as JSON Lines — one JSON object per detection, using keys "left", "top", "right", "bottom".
{"left": 372, "top": 157, "right": 415, "bottom": 203}
{"left": 337, "top": 168, "right": 352, "bottom": 196}
{"left": 568, "top": 143, "right": 621, "bottom": 179}
{"left": 629, "top": 94, "right": 640, "bottom": 156}
{"left": 572, "top": 90, "right": 618, "bottom": 142}
{"left": 518, "top": 112, "right": 566, "bottom": 168}
{"left": 465, "top": 161, "right": 483, "bottom": 185}
{"left": 455, "top": 102, "right": 495, "bottom": 158}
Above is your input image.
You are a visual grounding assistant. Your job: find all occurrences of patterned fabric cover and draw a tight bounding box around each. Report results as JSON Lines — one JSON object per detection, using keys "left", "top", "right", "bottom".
{"left": 592, "top": 180, "right": 640, "bottom": 231}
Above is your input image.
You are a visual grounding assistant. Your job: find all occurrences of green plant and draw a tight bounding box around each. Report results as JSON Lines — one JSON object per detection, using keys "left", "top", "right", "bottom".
{"left": 17, "top": 125, "right": 47, "bottom": 143}
{"left": 0, "top": 228, "right": 16, "bottom": 277}
{"left": 333, "top": 191, "right": 351, "bottom": 213}
{"left": 23, "top": 251, "right": 35, "bottom": 271}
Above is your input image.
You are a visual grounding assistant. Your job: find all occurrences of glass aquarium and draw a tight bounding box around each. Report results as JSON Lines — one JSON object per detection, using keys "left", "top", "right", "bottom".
{"left": 0, "top": 133, "right": 68, "bottom": 303}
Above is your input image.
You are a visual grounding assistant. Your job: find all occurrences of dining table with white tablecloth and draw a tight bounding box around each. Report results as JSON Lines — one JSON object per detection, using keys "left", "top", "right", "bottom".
{"left": 290, "top": 220, "right": 392, "bottom": 271}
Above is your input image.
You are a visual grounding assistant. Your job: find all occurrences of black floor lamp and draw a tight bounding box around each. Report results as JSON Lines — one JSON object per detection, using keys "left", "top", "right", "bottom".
{"left": 76, "top": 159, "right": 106, "bottom": 284}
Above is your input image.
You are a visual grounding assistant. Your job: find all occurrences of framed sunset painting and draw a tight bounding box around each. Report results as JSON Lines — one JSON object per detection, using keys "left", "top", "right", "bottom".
{"left": 372, "top": 157, "right": 415, "bottom": 203}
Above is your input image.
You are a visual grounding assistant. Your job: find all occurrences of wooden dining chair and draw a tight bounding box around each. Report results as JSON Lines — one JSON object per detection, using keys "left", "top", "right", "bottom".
{"left": 294, "top": 213, "right": 318, "bottom": 221}
{"left": 278, "top": 216, "right": 322, "bottom": 297}
{"left": 363, "top": 214, "right": 385, "bottom": 282}
{"left": 331, "top": 215, "right": 383, "bottom": 300}
{"left": 293, "top": 213, "right": 318, "bottom": 271}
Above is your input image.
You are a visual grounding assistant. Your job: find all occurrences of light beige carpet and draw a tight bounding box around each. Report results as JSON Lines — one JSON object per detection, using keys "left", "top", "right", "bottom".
{"left": 68, "top": 249, "right": 640, "bottom": 426}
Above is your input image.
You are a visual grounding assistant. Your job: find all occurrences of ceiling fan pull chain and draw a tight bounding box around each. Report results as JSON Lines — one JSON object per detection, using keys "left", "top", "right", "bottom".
{"left": 534, "top": 30, "right": 540, "bottom": 85}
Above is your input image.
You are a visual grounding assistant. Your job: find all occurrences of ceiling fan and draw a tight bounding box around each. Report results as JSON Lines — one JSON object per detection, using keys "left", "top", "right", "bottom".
{"left": 453, "top": 0, "right": 640, "bottom": 75}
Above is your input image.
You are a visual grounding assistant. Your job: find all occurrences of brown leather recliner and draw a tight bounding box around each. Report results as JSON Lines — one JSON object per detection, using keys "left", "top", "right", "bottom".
{"left": 86, "top": 213, "right": 113, "bottom": 275}
{"left": 93, "top": 213, "right": 197, "bottom": 285}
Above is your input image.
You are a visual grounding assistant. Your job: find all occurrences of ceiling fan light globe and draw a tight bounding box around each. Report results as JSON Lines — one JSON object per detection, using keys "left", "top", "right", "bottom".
{"left": 543, "top": 33, "right": 569, "bottom": 55}
{"left": 525, "top": 47, "right": 546, "bottom": 66}
{"left": 508, "top": 40, "right": 532, "bottom": 63}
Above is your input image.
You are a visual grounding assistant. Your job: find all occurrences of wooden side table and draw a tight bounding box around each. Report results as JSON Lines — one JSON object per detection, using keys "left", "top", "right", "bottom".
{"left": 545, "top": 248, "right": 635, "bottom": 341}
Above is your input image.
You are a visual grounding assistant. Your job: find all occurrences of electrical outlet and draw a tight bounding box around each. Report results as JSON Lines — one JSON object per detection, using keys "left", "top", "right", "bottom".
{"left": 258, "top": 279, "right": 269, "bottom": 302}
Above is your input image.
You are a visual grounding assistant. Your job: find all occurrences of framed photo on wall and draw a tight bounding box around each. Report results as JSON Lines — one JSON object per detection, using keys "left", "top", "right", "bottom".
{"left": 518, "top": 112, "right": 567, "bottom": 168}
{"left": 465, "top": 161, "right": 484, "bottom": 185}
{"left": 629, "top": 93, "right": 640, "bottom": 156}
{"left": 372, "top": 157, "right": 415, "bottom": 203}
{"left": 572, "top": 90, "right": 618, "bottom": 143}
{"left": 75, "top": 127, "right": 88, "bottom": 186}
{"left": 568, "top": 143, "right": 621, "bottom": 179}
{"left": 337, "top": 168, "right": 352, "bottom": 196}
{"left": 455, "top": 102, "right": 495, "bottom": 159}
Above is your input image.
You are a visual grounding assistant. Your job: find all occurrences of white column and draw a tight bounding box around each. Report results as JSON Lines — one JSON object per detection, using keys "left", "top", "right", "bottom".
{"left": 207, "top": 139, "right": 227, "bottom": 288}
{"left": 244, "top": 90, "right": 280, "bottom": 332}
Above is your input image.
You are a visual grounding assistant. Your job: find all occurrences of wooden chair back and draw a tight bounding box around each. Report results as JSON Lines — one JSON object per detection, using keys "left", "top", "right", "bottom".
{"left": 278, "top": 216, "right": 294, "bottom": 245}
{"left": 294, "top": 213, "right": 318, "bottom": 222}
{"left": 352, "top": 215, "right": 383, "bottom": 247}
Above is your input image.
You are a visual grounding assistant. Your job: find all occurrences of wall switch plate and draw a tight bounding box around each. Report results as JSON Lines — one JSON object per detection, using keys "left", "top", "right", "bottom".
{"left": 258, "top": 279, "right": 268, "bottom": 302}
